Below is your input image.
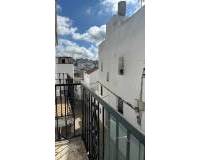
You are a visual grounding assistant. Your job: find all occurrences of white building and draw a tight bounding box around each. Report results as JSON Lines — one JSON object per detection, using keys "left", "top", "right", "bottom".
{"left": 55, "top": 57, "right": 74, "bottom": 79}
{"left": 83, "top": 68, "right": 99, "bottom": 92}
{"left": 98, "top": 4, "right": 145, "bottom": 132}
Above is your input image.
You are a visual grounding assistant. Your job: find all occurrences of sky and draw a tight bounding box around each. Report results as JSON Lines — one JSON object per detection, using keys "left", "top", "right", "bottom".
{"left": 56, "top": 0, "right": 141, "bottom": 60}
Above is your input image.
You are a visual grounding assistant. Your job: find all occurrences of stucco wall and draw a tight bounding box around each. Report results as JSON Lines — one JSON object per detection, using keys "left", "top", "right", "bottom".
{"left": 83, "top": 70, "right": 99, "bottom": 92}
{"left": 83, "top": 72, "right": 90, "bottom": 85}
{"left": 98, "top": 7, "right": 145, "bottom": 132}
{"left": 56, "top": 64, "right": 74, "bottom": 78}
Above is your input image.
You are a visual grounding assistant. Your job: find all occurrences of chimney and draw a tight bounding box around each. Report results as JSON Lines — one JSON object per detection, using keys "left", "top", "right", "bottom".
{"left": 118, "top": 1, "right": 126, "bottom": 16}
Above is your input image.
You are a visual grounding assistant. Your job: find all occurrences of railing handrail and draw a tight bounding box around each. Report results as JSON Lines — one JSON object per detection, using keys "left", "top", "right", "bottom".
{"left": 55, "top": 83, "right": 81, "bottom": 87}
{"left": 81, "top": 83, "right": 145, "bottom": 144}
{"left": 96, "top": 81, "right": 138, "bottom": 111}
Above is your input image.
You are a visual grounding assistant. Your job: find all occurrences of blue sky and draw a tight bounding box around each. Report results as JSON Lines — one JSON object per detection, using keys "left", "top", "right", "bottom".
{"left": 56, "top": 0, "right": 140, "bottom": 60}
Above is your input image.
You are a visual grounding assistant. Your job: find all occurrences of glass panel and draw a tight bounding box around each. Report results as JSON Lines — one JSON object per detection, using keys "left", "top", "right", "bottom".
{"left": 118, "top": 123, "right": 127, "bottom": 160}
{"left": 139, "top": 143, "right": 145, "bottom": 160}
{"left": 109, "top": 115, "right": 117, "bottom": 160}
{"left": 104, "top": 111, "right": 110, "bottom": 160}
{"left": 130, "top": 134, "right": 140, "bottom": 160}
{"left": 99, "top": 105, "right": 103, "bottom": 160}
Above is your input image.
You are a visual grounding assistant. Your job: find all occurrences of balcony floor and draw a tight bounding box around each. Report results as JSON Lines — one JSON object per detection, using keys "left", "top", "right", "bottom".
{"left": 55, "top": 137, "right": 88, "bottom": 160}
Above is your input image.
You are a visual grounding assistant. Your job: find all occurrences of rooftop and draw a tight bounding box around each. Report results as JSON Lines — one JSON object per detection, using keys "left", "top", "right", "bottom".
{"left": 85, "top": 67, "right": 98, "bottom": 74}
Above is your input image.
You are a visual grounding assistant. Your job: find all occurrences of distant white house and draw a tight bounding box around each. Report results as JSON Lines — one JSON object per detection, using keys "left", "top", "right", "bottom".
{"left": 55, "top": 57, "right": 74, "bottom": 79}
{"left": 98, "top": 4, "right": 145, "bottom": 132}
{"left": 83, "top": 68, "right": 99, "bottom": 93}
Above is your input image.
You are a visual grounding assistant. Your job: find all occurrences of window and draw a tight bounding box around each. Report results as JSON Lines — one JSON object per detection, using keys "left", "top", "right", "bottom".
{"left": 100, "top": 86, "right": 103, "bottom": 96}
{"left": 117, "top": 97, "right": 123, "bottom": 114}
{"left": 118, "top": 56, "right": 124, "bottom": 75}
{"left": 106, "top": 72, "right": 109, "bottom": 81}
{"left": 62, "top": 58, "right": 65, "bottom": 64}
{"left": 101, "top": 62, "right": 103, "bottom": 72}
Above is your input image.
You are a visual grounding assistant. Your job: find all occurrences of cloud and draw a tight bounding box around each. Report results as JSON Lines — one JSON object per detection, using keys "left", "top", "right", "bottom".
{"left": 99, "top": 0, "right": 140, "bottom": 15}
{"left": 56, "top": 39, "right": 98, "bottom": 60}
{"left": 56, "top": 14, "right": 105, "bottom": 59}
{"left": 72, "top": 25, "right": 106, "bottom": 46}
{"left": 56, "top": 4, "right": 62, "bottom": 13}
{"left": 86, "top": 8, "right": 92, "bottom": 15}
{"left": 57, "top": 16, "right": 77, "bottom": 36}
{"left": 57, "top": 15, "right": 106, "bottom": 46}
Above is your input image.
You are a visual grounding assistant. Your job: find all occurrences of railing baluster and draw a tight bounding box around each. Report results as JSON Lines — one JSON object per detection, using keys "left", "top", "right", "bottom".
{"left": 88, "top": 92, "right": 91, "bottom": 158}
{"left": 88, "top": 91, "right": 90, "bottom": 153}
{"left": 126, "top": 132, "right": 130, "bottom": 160}
{"left": 62, "top": 73, "right": 64, "bottom": 84}
{"left": 97, "top": 101, "right": 100, "bottom": 160}
{"left": 64, "top": 81, "right": 67, "bottom": 138}
{"left": 81, "top": 87, "right": 83, "bottom": 138}
{"left": 55, "top": 86, "right": 59, "bottom": 140}
{"left": 102, "top": 107, "right": 105, "bottom": 160}
{"left": 84, "top": 89, "right": 86, "bottom": 142}
{"left": 85, "top": 90, "right": 87, "bottom": 150}
{"left": 138, "top": 142, "right": 141, "bottom": 160}
{"left": 116, "top": 121, "right": 119, "bottom": 160}
{"left": 90, "top": 96, "right": 93, "bottom": 159}
{"left": 59, "top": 79, "right": 62, "bottom": 117}
{"left": 66, "top": 79, "right": 69, "bottom": 116}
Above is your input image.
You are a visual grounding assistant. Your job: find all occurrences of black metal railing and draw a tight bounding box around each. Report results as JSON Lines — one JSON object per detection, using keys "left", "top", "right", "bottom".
{"left": 55, "top": 74, "right": 145, "bottom": 160}
{"left": 55, "top": 82, "right": 82, "bottom": 140}
{"left": 55, "top": 73, "right": 81, "bottom": 140}
{"left": 81, "top": 84, "right": 144, "bottom": 160}
{"left": 55, "top": 73, "right": 73, "bottom": 84}
{"left": 96, "top": 81, "right": 138, "bottom": 111}
{"left": 96, "top": 67, "right": 145, "bottom": 126}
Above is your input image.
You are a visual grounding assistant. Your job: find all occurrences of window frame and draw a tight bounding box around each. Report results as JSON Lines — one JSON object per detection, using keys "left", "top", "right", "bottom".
{"left": 106, "top": 72, "right": 109, "bottom": 82}
{"left": 100, "top": 85, "right": 103, "bottom": 96}
{"left": 117, "top": 97, "right": 123, "bottom": 114}
{"left": 118, "top": 56, "right": 125, "bottom": 75}
{"left": 61, "top": 58, "right": 65, "bottom": 64}
{"left": 101, "top": 62, "right": 103, "bottom": 72}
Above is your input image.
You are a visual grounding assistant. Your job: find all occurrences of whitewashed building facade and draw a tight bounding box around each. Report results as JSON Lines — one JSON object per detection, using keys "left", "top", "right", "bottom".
{"left": 55, "top": 57, "right": 74, "bottom": 79}
{"left": 83, "top": 68, "right": 99, "bottom": 92}
{"left": 98, "top": 5, "right": 145, "bottom": 132}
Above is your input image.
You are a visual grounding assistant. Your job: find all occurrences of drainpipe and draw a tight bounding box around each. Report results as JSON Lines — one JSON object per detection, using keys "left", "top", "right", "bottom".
{"left": 136, "top": 68, "right": 145, "bottom": 125}
{"left": 140, "top": 68, "right": 145, "bottom": 102}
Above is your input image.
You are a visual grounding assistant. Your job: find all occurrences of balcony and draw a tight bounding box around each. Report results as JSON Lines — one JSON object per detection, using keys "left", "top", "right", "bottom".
{"left": 55, "top": 73, "right": 145, "bottom": 160}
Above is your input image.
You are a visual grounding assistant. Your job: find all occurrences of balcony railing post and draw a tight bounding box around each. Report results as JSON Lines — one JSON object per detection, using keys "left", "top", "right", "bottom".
{"left": 62, "top": 73, "right": 64, "bottom": 84}
{"left": 102, "top": 107, "right": 105, "bottom": 160}
{"left": 126, "top": 132, "right": 130, "bottom": 160}
{"left": 97, "top": 101, "right": 100, "bottom": 160}
{"left": 64, "top": 81, "right": 67, "bottom": 138}
{"left": 59, "top": 79, "right": 63, "bottom": 117}
{"left": 116, "top": 120, "right": 119, "bottom": 160}
{"left": 88, "top": 92, "right": 91, "bottom": 158}
{"left": 55, "top": 85, "right": 59, "bottom": 140}
{"left": 90, "top": 96, "right": 93, "bottom": 159}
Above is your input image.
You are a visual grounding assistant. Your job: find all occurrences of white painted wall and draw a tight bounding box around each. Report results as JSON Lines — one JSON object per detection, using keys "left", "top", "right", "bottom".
{"left": 55, "top": 64, "right": 74, "bottom": 78}
{"left": 83, "top": 70, "right": 99, "bottom": 93}
{"left": 98, "top": 7, "right": 145, "bottom": 133}
{"left": 83, "top": 72, "right": 90, "bottom": 85}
